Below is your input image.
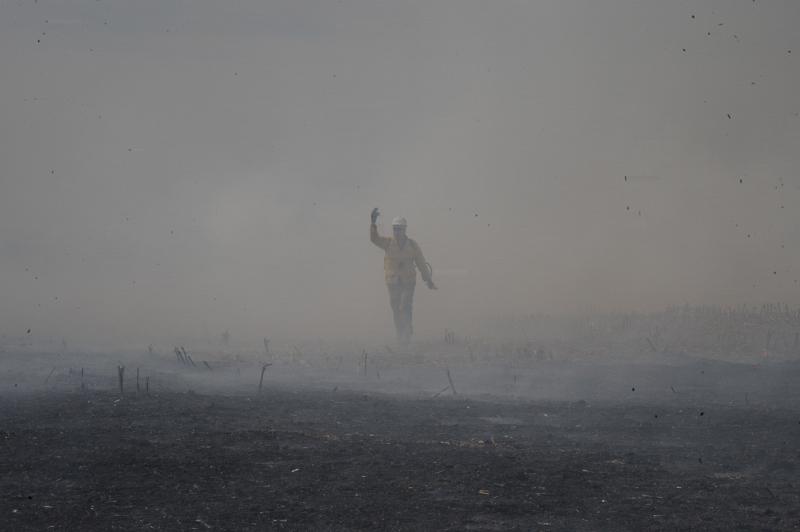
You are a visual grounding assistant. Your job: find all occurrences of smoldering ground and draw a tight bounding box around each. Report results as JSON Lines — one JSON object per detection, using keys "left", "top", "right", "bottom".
{"left": 2, "top": 330, "right": 800, "bottom": 531}
{"left": 5, "top": 303, "right": 800, "bottom": 404}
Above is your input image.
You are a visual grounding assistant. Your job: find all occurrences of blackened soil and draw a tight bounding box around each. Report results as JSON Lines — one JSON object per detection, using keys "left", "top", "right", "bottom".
{"left": 1, "top": 389, "right": 799, "bottom": 531}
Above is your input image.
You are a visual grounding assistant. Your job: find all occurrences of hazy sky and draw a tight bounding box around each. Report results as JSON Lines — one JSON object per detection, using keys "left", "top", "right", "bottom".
{"left": 1, "top": 0, "right": 798, "bottom": 347}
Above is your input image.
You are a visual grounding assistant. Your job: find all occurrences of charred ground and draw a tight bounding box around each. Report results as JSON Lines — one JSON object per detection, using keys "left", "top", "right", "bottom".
{"left": 1, "top": 368, "right": 799, "bottom": 531}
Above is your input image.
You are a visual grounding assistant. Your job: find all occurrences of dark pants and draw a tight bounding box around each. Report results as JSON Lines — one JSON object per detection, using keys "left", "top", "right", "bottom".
{"left": 387, "top": 282, "right": 415, "bottom": 344}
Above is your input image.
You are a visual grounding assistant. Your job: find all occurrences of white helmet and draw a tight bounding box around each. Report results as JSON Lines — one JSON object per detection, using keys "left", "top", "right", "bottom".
{"left": 391, "top": 217, "right": 407, "bottom": 228}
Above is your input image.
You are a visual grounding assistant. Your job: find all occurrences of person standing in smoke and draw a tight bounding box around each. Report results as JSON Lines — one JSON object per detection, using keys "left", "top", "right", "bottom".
{"left": 370, "top": 208, "right": 436, "bottom": 345}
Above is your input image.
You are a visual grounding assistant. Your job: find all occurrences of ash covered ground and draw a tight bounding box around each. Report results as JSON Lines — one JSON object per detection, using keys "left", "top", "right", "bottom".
{"left": 2, "top": 313, "right": 800, "bottom": 531}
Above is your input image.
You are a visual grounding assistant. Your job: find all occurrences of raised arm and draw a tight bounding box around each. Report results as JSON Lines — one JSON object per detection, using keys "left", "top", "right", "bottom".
{"left": 370, "top": 208, "right": 390, "bottom": 250}
{"left": 370, "top": 224, "right": 391, "bottom": 250}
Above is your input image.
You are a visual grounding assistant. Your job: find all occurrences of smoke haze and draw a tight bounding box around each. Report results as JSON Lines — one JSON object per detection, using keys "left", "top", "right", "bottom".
{"left": 1, "top": 0, "right": 798, "bottom": 348}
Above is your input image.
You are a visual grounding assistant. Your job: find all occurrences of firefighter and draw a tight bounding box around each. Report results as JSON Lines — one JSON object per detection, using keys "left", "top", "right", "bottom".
{"left": 370, "top": 208, "right": 436, "bottom": 345}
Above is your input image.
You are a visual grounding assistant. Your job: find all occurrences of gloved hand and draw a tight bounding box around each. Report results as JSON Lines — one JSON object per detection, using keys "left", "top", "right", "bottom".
{"left": 426, "top": 280, "right": 437, "bottom": 290}
{"left": 371, "top": 207, "right": 380, "bottom": 224}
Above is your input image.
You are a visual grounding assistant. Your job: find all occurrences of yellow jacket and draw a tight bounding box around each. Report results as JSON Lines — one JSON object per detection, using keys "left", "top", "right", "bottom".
{"left": 370, "top": 224, "right": 432, "bottom": 285}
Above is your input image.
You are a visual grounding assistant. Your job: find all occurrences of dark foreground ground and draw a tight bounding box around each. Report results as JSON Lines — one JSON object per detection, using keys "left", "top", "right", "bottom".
{"left": 1, "top": 387, "right": 799, "bottom": 531}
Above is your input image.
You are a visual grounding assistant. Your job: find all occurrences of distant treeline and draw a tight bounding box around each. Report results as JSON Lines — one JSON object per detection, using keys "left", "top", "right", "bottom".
{"left": 486, "top": 304, "right": 800, "bottom": 359}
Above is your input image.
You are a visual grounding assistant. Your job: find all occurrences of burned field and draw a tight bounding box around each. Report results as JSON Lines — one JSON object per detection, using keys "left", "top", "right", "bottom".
{"left": 1, "top": 360, "right": 800, "bottom": 531}
{"left": 4, "top": 0, "right": 800, "bottom": 528}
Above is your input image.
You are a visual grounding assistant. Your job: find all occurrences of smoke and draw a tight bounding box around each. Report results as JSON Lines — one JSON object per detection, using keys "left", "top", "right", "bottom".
{"left": 1, "top": 0, "right": 798, "bottom": 348}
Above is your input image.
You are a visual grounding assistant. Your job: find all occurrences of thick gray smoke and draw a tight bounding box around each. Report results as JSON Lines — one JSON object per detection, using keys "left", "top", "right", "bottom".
{"left": 1, "top": 0, "right": 798, "bottom": 349}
